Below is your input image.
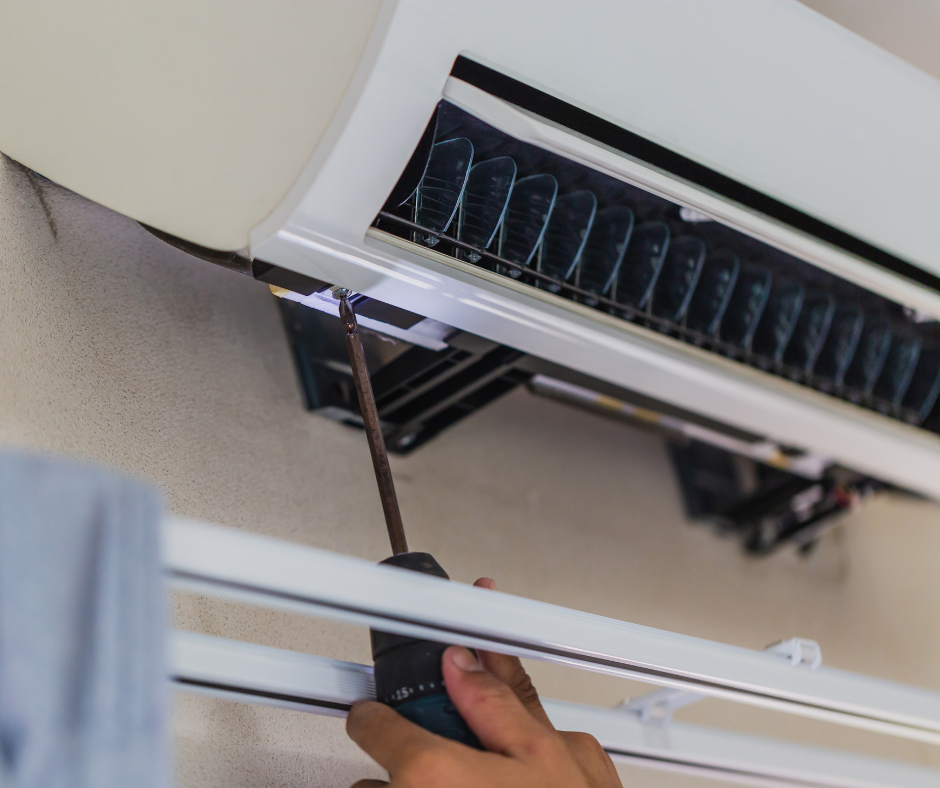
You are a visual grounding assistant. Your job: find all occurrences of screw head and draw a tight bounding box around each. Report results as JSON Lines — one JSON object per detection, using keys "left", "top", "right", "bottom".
{"left": 332, "top": 287, "right": 351, "bottom": 300}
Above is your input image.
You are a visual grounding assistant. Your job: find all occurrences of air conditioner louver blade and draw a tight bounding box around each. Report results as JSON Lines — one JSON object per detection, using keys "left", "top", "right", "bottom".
{"left": 719, "top": 265, "right": 772, "bottom": 349}
{"left": 751, "top": 280, "right": 805, "bottom": 367}
{"left": 457, "top": 156, "right": 516, "bottom": 257}
{"left": 537, "top": 190, "right": 598, "bottom": 291}
{"left": 416, "top": 138, "right": 474, "bottom": 239}
{"left": 844, "top": 320, "right": 894, "bottom": 400}
{"left": 815, "top": 306, "right": 865, "bottom": 391}
{"left": 576, "top": 206, "right": 634, "bottom": 306}
{"left": 874, "top": 336, "right": 921, "bottom": 410}
{"left": 614, "top": 221, "right": 670, "bottom": 310}
{"left": 386, "top": 108, "right": 439, "bottom": 208}
{"left": 903, "top": 350, "right": 940, "bottom": 424}
{"left": 497, "top": 173, "right": 558, "bottom": 274}
{"left": 651, "top": 235, "right": 706, "bottom": 323}
{"left": 685, "top": 250, "right": 740, "bottom": 338}
{"left": 784, "top": 291, "right": 835, "bottom": 375}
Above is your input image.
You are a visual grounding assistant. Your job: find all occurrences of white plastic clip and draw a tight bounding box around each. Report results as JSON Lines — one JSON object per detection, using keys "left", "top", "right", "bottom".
{"left": 619, "top": 638, "right": 823, "bottom": 725}
{"left": 764, "top": 638, "right": 823, "bottom": 671}
{"left": 618, "top": 688, "right": 701, "bottom": 726}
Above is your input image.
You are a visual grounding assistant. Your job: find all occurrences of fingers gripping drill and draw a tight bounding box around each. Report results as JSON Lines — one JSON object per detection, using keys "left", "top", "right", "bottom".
{"left": 334, "top": 288, "right": 481, "bottom": 748}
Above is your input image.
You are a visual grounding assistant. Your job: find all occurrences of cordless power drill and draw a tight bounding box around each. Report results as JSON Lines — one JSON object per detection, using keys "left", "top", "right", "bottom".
{"left": 335, "top": 289, "right": 481, "bottom": 749}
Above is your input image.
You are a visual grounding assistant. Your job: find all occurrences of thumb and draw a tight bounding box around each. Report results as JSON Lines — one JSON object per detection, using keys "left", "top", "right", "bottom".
{"left": 473, "top": 578, "right": 554, "bottom": 730}
{"left": 442, "top": 646, "right": 555, "bottom": 757}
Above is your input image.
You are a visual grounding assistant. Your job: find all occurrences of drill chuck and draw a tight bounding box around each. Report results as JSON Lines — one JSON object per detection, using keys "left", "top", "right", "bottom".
{"left": 370, "top": 552, "right": 481, "bottom": 748}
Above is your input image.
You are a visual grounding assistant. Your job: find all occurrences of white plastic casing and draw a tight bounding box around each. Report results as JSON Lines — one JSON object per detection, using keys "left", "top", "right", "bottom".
{"left": 252, "top": 2, "right": 940, "bottom": 499}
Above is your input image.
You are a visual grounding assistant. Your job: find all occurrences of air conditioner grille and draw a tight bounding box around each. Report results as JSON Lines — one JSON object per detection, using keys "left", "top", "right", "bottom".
{"left": 374, "top": 101, "right": 940, "bottom": 435}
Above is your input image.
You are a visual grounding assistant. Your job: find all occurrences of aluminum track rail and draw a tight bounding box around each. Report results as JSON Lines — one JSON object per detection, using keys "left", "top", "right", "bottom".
{"left": 170, "top": 631, "right": 940, "bottom": 788}
{"left": 164, "top": 517, "right": 940, "bottom": 745}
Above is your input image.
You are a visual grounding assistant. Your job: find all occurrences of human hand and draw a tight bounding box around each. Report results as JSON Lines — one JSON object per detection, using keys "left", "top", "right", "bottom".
{"left": 345, "top": 577, "right": 622, "bottom": 788}
{"left": 468, "top": 577, "right": 622, "bottom": 787}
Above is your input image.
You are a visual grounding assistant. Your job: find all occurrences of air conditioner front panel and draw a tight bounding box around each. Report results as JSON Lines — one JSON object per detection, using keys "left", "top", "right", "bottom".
{"left": 252, "top": 1, "right": 940, "bottom": 499}
{"left": 259, "top": 0, "right": 940, "bottom": 280}
{"left": 0, "top": 2, "right": 389, "bottom": 251}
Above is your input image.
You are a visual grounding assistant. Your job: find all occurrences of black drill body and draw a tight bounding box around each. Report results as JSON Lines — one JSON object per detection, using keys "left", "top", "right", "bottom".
{"left": 370, "top": 553, "right": 480, "bottom": 748}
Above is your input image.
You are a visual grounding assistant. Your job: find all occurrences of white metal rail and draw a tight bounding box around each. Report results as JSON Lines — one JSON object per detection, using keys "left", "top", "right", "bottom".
{"left": 164, "top": 517, "right": 940, "bottom": 746}
{"left": 170, "top": 631, "right": 940, "bottom": 788}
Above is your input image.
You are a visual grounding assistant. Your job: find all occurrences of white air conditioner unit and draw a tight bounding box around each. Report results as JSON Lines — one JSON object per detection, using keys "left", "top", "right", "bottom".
{"left": 3, "top": 1, "right": 940, "bottom": 500}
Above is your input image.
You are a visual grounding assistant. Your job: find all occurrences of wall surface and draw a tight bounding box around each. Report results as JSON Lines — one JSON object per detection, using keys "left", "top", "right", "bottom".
{"left": 1, "top": 158, "right": 940, "bottom": 786}
{"left": 801, "top": 0, "right": 940, "bottom": 83}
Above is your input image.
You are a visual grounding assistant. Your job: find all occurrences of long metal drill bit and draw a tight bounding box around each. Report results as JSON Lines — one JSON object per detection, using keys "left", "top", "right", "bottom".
{"left": 334, "top": 289, "right": 409, "bottom": 555}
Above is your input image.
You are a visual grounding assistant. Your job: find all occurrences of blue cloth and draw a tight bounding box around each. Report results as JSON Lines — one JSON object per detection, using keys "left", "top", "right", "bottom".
{"left": 0, "top": 453, "right": 166, "bottom": 788}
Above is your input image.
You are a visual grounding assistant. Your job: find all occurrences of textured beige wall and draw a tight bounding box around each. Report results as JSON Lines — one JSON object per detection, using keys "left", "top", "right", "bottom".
{"left": 1, "top": 158, "right": 940, "bottom": 787}
{"left": 801, "top": 1, "right": 940, "bottom": 82}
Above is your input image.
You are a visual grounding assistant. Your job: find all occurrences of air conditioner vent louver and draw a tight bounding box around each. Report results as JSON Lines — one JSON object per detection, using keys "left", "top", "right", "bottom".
{"left": 374, "top": 101, "right": 940, "bottom": 435}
